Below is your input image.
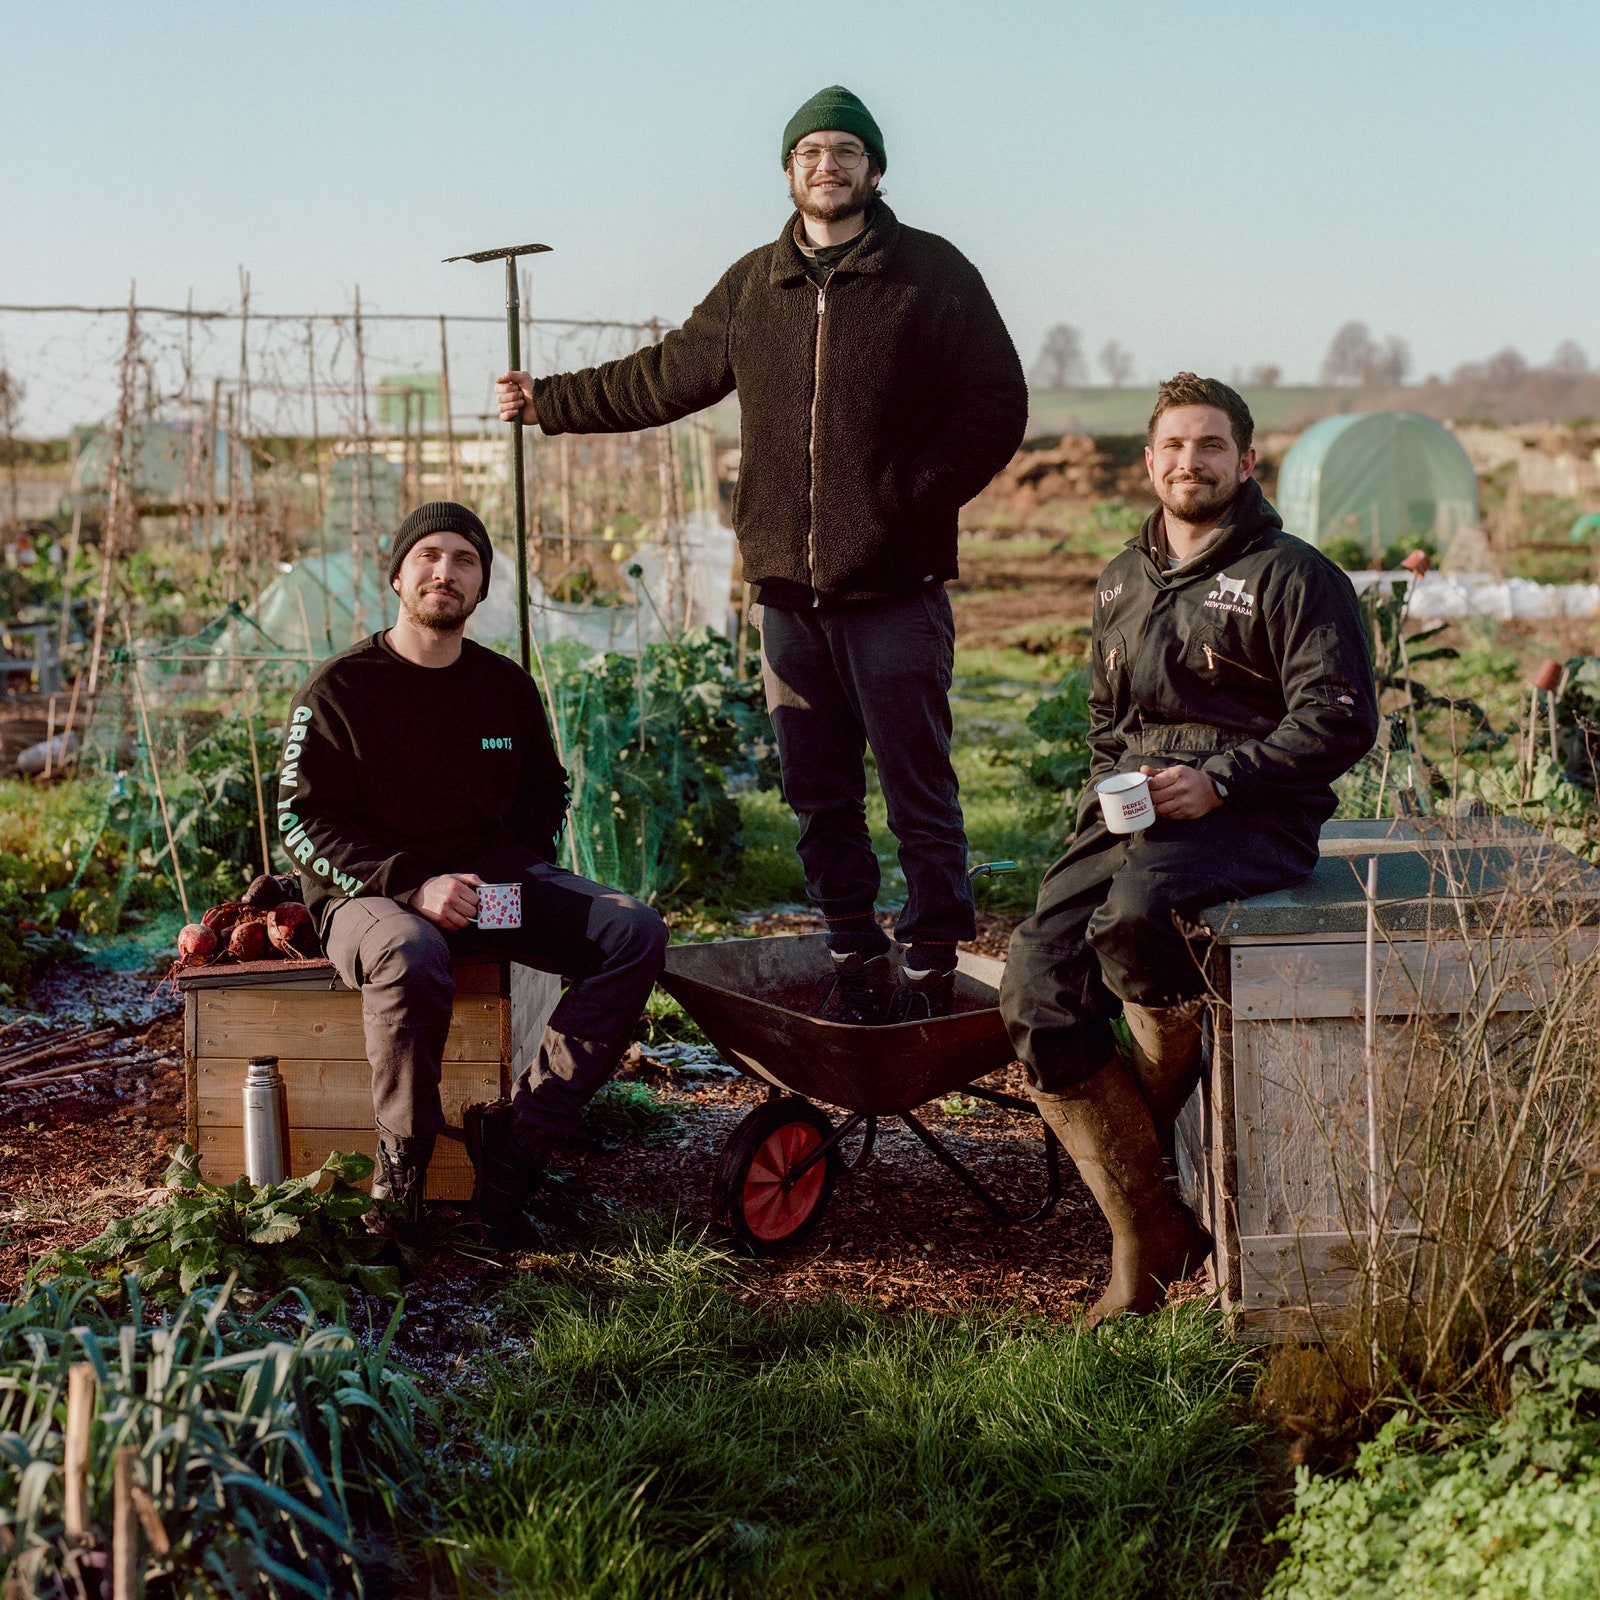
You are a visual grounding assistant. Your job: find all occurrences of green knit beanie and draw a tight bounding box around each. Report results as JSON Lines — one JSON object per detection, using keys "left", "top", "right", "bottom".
{"left": 781, "top": 85, "right": 886, "bottom": 174}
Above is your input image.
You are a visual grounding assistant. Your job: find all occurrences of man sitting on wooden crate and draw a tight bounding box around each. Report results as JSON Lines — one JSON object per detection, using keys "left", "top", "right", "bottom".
{"left": 999, "top": 375, "right": 1379, "bottom": 1323}
{"left": 276, "top": 501, "right": 668, "bottom": 1243}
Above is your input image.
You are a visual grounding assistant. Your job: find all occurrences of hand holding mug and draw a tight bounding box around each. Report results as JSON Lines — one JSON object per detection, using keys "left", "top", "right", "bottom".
{"left": 407, "top": 872, "right": 484, "bottom": 930}
{"left": 1140, "top": 764, "right": 1223, "bottom": 820}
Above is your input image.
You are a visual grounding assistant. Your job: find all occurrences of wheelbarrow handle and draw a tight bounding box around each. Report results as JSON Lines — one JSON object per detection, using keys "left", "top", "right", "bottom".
{"left": 968, "top": 860, "right": 1018, "bottom": 879}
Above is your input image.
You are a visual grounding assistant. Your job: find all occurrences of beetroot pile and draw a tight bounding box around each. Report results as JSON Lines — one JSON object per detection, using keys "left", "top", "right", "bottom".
{"left": 175, "top": 873, "right": 321, "bottom": 970}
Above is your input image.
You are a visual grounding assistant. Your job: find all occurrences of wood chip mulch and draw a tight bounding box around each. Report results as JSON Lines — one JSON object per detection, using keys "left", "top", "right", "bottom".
{"left": 1, "top": 923, "right": 1159, "bottom": 1341}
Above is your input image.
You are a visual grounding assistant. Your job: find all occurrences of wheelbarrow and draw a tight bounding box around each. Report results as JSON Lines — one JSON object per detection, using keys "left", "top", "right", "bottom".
{"left": 657, "top": 881, "right": 1061, "bottom": 1253}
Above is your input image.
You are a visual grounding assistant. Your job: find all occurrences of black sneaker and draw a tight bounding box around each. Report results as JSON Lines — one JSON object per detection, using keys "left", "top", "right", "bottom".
{"left": 887, "top": 965, "right": 956, "bottom": 1023}
{"left": 815, "top": 950, "right": 894, "bottom": 1026}
{"left": 464, "top": 1098, "right": 545, "bottom": 1249}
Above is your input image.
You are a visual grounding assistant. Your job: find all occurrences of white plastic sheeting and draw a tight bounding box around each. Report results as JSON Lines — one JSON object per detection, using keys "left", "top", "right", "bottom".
{"left": 208, "top": 513, "right": 740, "bottom": 672}
{"left": 1348, "top": 570, "right": 1600, "bottom": 621}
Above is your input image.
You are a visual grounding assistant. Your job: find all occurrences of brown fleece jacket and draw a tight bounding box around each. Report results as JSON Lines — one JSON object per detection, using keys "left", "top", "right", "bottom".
{"left": 530, "top": 203, "right": 1027, "bottom": 609}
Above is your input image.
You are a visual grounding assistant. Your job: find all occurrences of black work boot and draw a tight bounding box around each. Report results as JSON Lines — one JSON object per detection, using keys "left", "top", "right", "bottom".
{"left": 816, "top": 950, "right": 895, "bottom": 1026}
{"left": 365, "top": 1133, "right": 435, "bottom": 1239}
{"left": 464, "top": 1098, "right": 546, "bottom": 1250}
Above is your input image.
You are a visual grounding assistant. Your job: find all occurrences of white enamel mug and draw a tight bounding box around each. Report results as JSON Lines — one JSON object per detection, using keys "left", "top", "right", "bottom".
{"left": 1095, "top": 771, "right": 1156, "bottom": 834}
{"left": 473, "top": 882, "right": 523, "bottom": 930}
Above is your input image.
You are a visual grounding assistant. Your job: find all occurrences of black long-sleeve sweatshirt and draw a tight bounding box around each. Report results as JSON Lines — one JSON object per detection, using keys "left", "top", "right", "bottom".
{"left": 274, "top": 633, "right": 568, "bottom": 936}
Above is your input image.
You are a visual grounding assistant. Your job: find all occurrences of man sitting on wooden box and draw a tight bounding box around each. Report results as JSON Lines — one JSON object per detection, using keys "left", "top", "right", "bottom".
{"left": 999, "top": 374, "right": 1379, "bottom": 1323}
{"left": 275, "top": 501, "right": 668, "bottom": 1243}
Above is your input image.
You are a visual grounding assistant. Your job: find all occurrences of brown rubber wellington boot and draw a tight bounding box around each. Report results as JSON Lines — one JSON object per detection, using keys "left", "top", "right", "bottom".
{"left": 1032, "top": 1056, "right": 1211, "bottom": 1324}
{"left": 1122, "top": 1000, "right": 1206, "bottom": 1155}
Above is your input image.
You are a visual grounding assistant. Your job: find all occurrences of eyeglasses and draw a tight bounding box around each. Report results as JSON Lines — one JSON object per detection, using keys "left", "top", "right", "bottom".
{"left": 791, "top": 142, "right": 869, "bottom": 171}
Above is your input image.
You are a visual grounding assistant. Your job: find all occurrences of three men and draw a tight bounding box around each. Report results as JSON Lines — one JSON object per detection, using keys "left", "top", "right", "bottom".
{"left": 999, "top": 374, "right": 1379, "bottom": 1321}
{"left": 278, "top": 501, "right": 667, "bottom": 1240}
{"left": 497, "top": 85, "right": 1028, "bottom": 1022}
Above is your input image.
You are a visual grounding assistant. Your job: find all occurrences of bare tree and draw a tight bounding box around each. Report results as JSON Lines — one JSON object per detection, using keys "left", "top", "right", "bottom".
{"left": 1550, "top": 339, "right": 1590, "bottom": 377}
{"left": 1371, "top": 336, "right": 1411, "bottom": 386}
{"left": 1099, "top": 339, "right": 1134, "bottom": 388}
{"left": 1322, "top": 322, "right": 1410, "bottom": 386}
{"left": 1030, "top": 323, "right": 1086, "bottom": 389}
{"left": 1248, "top": 363, "right": 1282, "bottom": 388}
{"left": 1322, "top": 321, "right": 1376, "bottom": 384}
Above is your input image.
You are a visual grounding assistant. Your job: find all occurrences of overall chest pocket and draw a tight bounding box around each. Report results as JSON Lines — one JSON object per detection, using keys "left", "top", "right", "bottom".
{"left": 1187, "top": 623, "right": 1272, "bottom": 684}
{"left": 1100, "top": 629, "right": 1127, "bottom": 682}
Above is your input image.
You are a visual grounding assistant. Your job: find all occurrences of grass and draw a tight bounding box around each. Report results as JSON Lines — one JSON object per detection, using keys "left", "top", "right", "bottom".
{"left": 432, "top": 1217, "right": 1282, "bottom": 1599}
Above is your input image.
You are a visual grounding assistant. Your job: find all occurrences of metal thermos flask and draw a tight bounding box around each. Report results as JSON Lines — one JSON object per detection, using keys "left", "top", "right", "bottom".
{"left": 242, "top": 1056, "right": 291, "bottom": 1186}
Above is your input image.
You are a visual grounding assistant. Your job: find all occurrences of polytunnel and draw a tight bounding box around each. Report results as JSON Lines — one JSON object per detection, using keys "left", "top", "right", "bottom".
{"left": 1276, "top": 411, "right": 1478, "bottom": 560}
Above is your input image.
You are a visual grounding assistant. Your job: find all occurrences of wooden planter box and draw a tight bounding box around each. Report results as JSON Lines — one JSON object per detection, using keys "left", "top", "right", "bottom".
{"left": 1177, "top": 818, "right": 1600, "bottom": 1339}
{"left": 179, "top": 957, "right": 561, "bottom": 1199}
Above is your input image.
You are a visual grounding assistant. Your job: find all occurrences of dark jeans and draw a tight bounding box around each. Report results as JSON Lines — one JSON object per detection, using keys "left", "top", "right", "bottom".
{"left": 999, "top": 807, "right": 1317, "bottom": 1092}
{"left": 323, "top": 847, "right": 667, "bottom": 1149}
{"left": 759, "top": 586, "right": 974, "bottom": 946}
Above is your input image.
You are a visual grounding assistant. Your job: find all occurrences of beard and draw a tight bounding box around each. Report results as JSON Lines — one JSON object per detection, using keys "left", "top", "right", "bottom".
{"left": 1155, "top": 471, "right": 1241, "bottom": 527}
{"left": 789, "top": 164, "right": 877, "bottom": 225}
{"left": 401, "top": 582, "right": 476, "bottom": 633}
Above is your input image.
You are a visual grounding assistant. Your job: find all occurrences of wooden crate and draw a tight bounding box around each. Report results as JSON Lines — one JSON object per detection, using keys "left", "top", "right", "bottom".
{"left": 1176, "top": 818, "right": 1600, "bottom": 1339}
{"left": 180, "top": 956, "right": 561, "bottom": 1200}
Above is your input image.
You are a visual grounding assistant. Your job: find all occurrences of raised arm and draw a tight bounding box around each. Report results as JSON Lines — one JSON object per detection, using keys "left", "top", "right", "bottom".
{"left": 498, "top": 268, "right": 739, "bottom": 435}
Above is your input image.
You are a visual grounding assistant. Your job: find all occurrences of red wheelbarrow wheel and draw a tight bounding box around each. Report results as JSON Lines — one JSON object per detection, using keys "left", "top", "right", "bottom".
{"left": 714, "top": 1097, "right": 839, "bottom": 1254}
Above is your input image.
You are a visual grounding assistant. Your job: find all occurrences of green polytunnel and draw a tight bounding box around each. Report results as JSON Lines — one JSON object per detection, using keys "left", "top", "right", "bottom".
{"left": 1276, "top": 411, "right": 1477, "bottom": 560}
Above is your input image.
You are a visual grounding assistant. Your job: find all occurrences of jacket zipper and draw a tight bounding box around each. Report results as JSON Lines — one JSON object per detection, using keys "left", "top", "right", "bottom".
{"left": 1105, "top": 645, "right": 1120, "bottom": 674}
{"left": 806, "top": 282, "right": 826, "bottom": 606}
{"left": 1202, "top": 643, "right": 1271, "bottom": 682}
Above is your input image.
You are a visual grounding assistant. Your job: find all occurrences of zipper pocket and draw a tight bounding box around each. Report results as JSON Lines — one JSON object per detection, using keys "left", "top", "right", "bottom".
{"left": 1201, "top": 643, "right": 1272, "bottom": 683}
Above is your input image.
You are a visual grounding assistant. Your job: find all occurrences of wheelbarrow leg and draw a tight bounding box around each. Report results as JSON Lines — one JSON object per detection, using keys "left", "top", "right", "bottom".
{"left": 785, "top": 1111, "right": 874, "bottom": 1186}
{"left": 897, "top": 1110, "right": 1011, "bottom": 1223}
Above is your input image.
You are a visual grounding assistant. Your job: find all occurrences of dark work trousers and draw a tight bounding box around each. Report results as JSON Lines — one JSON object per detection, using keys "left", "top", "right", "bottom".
{"left": 758, "top": 587, "right": 975, "bottom": 946}
{"left": 1000, "top": 804, "right": 1317, "bottom": 1092}
{"left": 323, "top": 846, "right": 667, "bottom": 1152}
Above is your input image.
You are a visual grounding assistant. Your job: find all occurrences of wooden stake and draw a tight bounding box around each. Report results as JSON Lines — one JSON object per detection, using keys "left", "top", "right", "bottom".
{"left": 41, "top": 693, "right": 58, "bottom": 781}
{"left": 56, "top": 669, "right": 84, "bottom": 778}
{"left": 124, "top": 618, "right": 192, "bottom": 924}
{"left": 438, "top": 314, "right": 458, "bottom": 500}
{"left": 64, "top": 1362, "right": 96, "bottom": 1541}
{"left": 56, "top": 502, "right": 82, "bottom": 666}
{"left": 244, "top": 697, "right": 272, "bottom": 877}
{"left": 87, "top": 283, "right": 139, "bottom": 694}
{"left": 350, "top": 285, "right": 371, "bottom": 638}
{"left": 113, "top": 1445, "right": 138, "bottom": 1600}
{"left": 305, "top": 319, "right": 326, "bottom": 528}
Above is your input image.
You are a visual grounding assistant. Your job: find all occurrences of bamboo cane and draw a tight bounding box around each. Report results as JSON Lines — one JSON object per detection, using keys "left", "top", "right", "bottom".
{"left": 244, "top": 697, "right": 272, "bottom": 877}
{"left": 87, "top": 284, "right": 139, "bottom": 694}
{"left": 113, "top": 1446, "right": 137, "bottom": 1599}
{"left": 64, "top": 1363, "right": 96, "bottom": 1541}
{"left": 124, "top": 619, "right": 191, "bottom": 924}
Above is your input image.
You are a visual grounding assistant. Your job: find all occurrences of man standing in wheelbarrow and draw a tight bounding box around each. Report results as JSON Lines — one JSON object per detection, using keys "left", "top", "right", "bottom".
{"left": 1000, "top": 375, "right": 1378, "bottom": 1322}
{"left": 497, "top": 85, "right": 1028, "bottom": 1024}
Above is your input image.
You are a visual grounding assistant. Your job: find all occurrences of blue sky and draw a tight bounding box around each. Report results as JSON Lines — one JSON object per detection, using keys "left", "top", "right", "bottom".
{"left": 4, "top": 0, "right": 1597, "bottom": 431}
